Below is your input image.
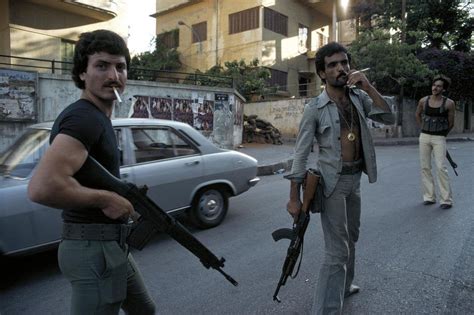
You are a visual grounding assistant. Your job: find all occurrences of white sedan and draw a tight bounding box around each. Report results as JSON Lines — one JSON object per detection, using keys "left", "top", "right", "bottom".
{"left": 0, "top": 118, "right": 259, "bottom": 256}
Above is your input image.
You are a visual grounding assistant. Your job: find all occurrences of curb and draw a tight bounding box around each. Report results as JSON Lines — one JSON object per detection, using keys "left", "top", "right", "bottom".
{"left": 257, "top": 136, "right": 472, "bottom": 176}
{"left": 374, "top": 136, "right": 473, "bottom": 146}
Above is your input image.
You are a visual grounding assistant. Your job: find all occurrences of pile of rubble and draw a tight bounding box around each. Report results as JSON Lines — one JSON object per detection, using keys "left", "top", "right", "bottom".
{"left": 243, "top": 115, "right": 283, "bottom": 145}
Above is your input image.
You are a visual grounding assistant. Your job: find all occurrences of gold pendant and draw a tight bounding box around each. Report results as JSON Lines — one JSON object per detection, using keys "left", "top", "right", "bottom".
{"left": 347, "top": 132, "right": 356, "bottom": 141}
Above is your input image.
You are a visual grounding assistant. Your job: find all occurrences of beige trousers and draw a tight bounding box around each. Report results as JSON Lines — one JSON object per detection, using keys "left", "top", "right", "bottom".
{"left": 419, "top": 133, "right": 453, "bottom": 205}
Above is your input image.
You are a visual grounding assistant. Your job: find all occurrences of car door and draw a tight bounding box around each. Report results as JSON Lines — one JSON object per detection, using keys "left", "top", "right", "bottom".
{"left": 114, "top": 127, "right": 135, "bottom": 184}
{"left": 127, "top": 126, "right": 203, "bottom": 212}
{"left": 0, "top": 128, "right": 64, "bottom": 255}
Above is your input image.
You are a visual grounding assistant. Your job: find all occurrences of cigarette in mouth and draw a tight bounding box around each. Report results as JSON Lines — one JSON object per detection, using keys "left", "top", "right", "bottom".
{"left": 113, "top": 87, "right": 122, "bottom": 103}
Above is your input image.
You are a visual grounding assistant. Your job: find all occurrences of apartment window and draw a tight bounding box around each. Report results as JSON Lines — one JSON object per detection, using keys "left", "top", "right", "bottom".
{"left": 158, "top": 29, "right": 179, "bottom": 49}
{"left": 61, "top": 39, "right": 75, "bottom": 71}
{"left": 299, "top": 76, "right": 309, "bottom": 97}
{"left": 229, "top": 7, "right": 260, "bottom": 34}
{"left": 264, "top": 7, "right": 288, "bottom": 36}
{"left": 267, "top": 68, "right": 288, "bottom": 91}
{"left": 317, "top": 32, "right": 328, "bottom": 49}
{"left": 298, "top": 24, "right": 309, "bottom": 53}
{"left": 192, "top": 21, "right": 207, "bottom": 43}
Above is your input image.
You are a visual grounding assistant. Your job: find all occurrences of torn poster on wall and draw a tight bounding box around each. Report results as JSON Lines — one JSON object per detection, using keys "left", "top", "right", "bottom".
{"left": 128, "top": 95, "right": 214, "bottom": 132}
{"left": 0, "top": 69, "right": 37, "bottom": 121}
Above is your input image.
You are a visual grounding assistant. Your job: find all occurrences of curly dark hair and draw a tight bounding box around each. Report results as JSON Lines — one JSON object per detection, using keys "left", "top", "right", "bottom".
{"left": 315, "top": 42, "right": 351, "bottom": 83}
{"left": 432, "top": 74, "right": 451, "bottom": 91}
{"left": 72, "top": 29, "right": 130, "bottom": 89}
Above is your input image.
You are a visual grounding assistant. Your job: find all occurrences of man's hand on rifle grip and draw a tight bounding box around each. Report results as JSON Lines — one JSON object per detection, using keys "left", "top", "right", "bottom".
{"left": 287, "top": 180, "right": 304, "bottom": 220}
{"left": 287, "top": 199, "right": 303, "bottom": 220}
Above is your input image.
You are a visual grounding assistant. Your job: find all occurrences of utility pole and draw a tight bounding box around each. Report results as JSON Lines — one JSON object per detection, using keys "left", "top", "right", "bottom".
{"left": 398, "top": 0, "right": 407, "bottom": 133}
{"left": 332, "top": 0, "right": 338, "bottom": 42}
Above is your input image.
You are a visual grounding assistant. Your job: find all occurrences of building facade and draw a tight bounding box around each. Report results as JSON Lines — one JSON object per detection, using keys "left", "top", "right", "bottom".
{"left": 0, "top": 0, "right": 146, "bottom": 73}
{"left": 153, "top": 0, "right": 356, "bottom": 98}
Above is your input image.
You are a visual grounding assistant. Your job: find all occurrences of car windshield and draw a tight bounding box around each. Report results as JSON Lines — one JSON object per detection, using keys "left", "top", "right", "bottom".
{"left": 0, "top": 128, "right": 50, "bottom": 178}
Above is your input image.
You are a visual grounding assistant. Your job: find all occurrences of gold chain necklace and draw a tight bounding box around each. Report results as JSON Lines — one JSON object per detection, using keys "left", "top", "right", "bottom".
{"left": 336, "top": 103, "right": 356, "bottom": 141}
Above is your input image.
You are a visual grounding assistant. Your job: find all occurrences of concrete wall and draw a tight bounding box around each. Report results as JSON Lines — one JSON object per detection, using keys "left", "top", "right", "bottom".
{"left": 245, "top": 98, "right": 306, "bottom": 139}
{"left": 0, "top": 71, "right": 244, "bottom": 152}
{"left": 245, "top": 96, "right": 469, "bottom": 141}
{"left": 245, "top": 97, "right": 401, "bottom": 140}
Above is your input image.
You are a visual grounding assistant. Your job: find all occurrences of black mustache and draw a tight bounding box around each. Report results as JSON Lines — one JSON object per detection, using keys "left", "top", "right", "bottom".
{"left": 105, "top": 81, "right": 121, "bottom": 88}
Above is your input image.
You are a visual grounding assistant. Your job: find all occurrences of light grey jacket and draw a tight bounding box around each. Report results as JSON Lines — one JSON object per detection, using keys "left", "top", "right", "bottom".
{"left": 285, "top": 88, "right": 395, "bottom": 196}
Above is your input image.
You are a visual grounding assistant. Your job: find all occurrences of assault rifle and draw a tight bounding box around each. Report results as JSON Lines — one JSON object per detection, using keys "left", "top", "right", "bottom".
{"left": 272, "top": 169, "right": 322, "bottom": 302}
{"left": 75, "top": 156, "right": 238, "bottom": 286}
{"left": 446, "top": 150, "right": 458, "bottom": 176}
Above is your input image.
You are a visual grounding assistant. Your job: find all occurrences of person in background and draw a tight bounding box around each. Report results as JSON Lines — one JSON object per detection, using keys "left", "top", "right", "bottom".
{"left": 28, "top": 29, "right": 156, "bottom": 315}
{"left": 415, "top": 75, "right": 455, "bottom": 209}
{"left": 285, "top": 42, "right": 395, "bottom": 314}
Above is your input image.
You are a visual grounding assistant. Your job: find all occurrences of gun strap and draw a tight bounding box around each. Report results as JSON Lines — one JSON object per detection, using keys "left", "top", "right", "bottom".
{"left": 291, "top": 237, "right": 304, "bottom": 279}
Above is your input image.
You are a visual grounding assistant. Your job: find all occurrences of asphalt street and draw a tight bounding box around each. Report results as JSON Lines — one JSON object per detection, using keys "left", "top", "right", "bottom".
{"left": 0, "top": 142, "right": 473, "bottom": 314}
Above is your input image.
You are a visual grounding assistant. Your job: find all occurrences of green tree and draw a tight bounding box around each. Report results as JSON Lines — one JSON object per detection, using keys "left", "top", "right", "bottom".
{"left": 187, "top": 59, "right": 276, "bottom": 100}
{"left": 129, "top": 37, "right": 181, "bottom": 80}
{"left": 349, "top": 29, "right": 434, "bottom": 98}
{"left": 351, "top": 0, "right": 473, "bottom": 52}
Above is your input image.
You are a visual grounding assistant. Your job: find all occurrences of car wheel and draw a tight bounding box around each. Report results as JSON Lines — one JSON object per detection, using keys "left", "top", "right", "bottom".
{"left": 190, "top": 187, "right": 228, "bottom": 229}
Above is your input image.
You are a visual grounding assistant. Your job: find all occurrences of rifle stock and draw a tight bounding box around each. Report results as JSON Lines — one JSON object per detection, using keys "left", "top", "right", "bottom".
{"left": 446, "top": 150, "right": 458, "bottom": 176}
{"left": 75, "top": 156, "right": 238, "bottom": 286}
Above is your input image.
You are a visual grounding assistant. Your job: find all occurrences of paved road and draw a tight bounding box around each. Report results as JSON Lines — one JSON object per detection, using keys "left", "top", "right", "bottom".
{"left": 1, "top": 142, "right": 473, "bottom": 314}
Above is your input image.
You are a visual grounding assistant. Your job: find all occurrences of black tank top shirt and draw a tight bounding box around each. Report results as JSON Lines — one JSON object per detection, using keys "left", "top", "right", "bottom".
{"left": 421, "top": 96, "right": 449, "bottom": 136}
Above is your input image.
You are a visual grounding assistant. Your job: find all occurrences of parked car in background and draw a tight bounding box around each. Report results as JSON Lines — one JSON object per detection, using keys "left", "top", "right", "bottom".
{"left": 0, "top": 118, "right": 259, "bottom": 256}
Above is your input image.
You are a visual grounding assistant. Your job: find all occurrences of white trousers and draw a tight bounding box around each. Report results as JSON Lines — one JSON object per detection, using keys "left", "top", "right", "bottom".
{"left": 419, "top": 133, "right": 453, "bottom": 205}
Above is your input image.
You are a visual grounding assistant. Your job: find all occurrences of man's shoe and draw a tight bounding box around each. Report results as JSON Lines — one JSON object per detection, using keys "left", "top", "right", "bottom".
{"left": 344, "top": 284, "right": 360, "bottom": 298}
{"left": 440, "top": 204, "right": 452, "bottom": 209}
{"left": 423, "top": 200, "right": 436, "bottom": 205}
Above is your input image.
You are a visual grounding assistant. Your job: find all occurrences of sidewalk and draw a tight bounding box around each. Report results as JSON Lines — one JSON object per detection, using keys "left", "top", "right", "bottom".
{"left": 236, "top": 133, "right": 474, "bottom": 176}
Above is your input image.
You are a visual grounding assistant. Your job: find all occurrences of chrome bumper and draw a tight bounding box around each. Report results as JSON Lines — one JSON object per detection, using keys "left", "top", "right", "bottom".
{"left": 248, "top": 177, "right": 260, "bottom": 187}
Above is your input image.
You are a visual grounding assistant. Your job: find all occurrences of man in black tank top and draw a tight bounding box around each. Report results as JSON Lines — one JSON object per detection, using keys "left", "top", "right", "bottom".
{"left": 28, "top": 30, "right": 156, "bottom": 314}
{"left": 415, "top": 75, "right": 455, "bottom": 209}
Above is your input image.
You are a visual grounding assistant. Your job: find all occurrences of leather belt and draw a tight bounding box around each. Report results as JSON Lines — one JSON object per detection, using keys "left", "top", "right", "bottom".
{"left": 340, "top": 160, "right": 363, "bottom": 175}
{"left": 62, "top": 223, "right": 131, "bottom": 248}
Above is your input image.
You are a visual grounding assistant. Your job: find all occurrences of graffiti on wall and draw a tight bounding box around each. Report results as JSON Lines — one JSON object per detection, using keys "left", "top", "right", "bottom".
{"left": 270, "top": 102, "right": 303, "bottom": 120}
{"left": 0, "top": 69, "right": 37, "bottom": 121}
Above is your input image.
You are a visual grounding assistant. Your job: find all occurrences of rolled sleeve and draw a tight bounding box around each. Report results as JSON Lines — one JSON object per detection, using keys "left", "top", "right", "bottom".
{"left": 359, "top": 91, "right": 396, "bottom": 125}
{"left": 284, "top": 102, "right": 318, "bottom": 183}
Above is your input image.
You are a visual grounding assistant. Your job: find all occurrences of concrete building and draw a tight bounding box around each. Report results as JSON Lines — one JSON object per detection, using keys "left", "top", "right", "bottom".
{"left": 0, "top": 0, "right": 157, "bottom": 71}
{"left": 152, "top": 0, "right": 355, "bottom": 98}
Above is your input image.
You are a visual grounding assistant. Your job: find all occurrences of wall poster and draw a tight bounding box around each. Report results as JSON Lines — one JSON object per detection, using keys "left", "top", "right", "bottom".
{"left": 0, "top": 69, "right": 37, "bottom": 121}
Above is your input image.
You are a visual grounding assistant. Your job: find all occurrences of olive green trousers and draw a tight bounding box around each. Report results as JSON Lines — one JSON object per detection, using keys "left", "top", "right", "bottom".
{"left": 58, "top": 239, "right": 156, "bottom": 315}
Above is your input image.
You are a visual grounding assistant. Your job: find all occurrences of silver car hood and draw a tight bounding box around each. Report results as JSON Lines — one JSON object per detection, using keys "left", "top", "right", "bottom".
{"left": 0, "top": 175, "right": 29, "bottom": 189}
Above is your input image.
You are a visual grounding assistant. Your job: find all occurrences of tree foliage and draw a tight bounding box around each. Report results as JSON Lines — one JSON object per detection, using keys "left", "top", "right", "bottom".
{"left": 351, "top": 0, "right": 473, "bottom": 52}
{"left": 349, "top": 29, "right": 434, "bottom": 98}
{"left": 129, "top": 38, "right": 181, "bottom": 80}
{"left": 349, "top": 0, "right": 472, "bottom": 101}
{"left": 187, "top": 59, "right": 276, "bottom": 100}
{"left": 417, "top": 48, "right": 474, "bottom": 102}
